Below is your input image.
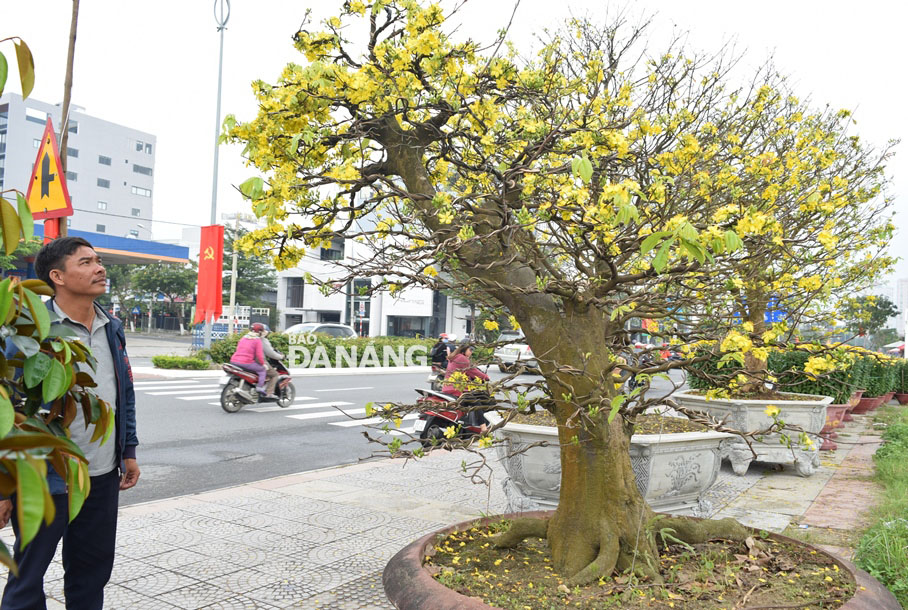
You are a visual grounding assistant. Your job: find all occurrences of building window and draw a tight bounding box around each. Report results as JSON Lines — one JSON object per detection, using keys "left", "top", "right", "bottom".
{"left": 67, "top": 218, "right": 71, "bottom": 227}
{"left": 66, "top": 147, "right": 78, "bottom": 158}
{"left": 320, "top": 237, "right": 345, "bottom": 261}
{"left": 67, "top": 121, "right": 78, "bottom": 134}
{"left": 285, "top": 278, "right": 304, "bottom": 308}
{"left": 135, "top": 140, "right": 144, "bottom": 152}
{"left": 97, "top": 201, "right": 107, "bottom": 210}
{"left": 33, "top": 139, "right": 41, "bottom": 148}
{"left": 131, "top": 186, "right": 151, "bottom": 197}
{"left": 98, "top": 155, "right": 111, "bottom": 165}
{"left": 129, "top": 230, "right": 139, "bottom": 237}
{"left": 145, "top": 143, "right": 153, "bottom": 154}
{"left": 96, "top": 224, "right": 106, "bottom": 233}
{"left": 132, "top": 164, "right": 153, "bottom": 176}
{"left": 65, "top": 171, "right": 77, "bottom": 182}
{"left": 25, "top": 108, "right": 46, "bottom": 125}
{"left": 131, "top": 208, "right": 140, "bottom": 216}
{"left": 97, "top": 178, "right": 110, "bottom": 188}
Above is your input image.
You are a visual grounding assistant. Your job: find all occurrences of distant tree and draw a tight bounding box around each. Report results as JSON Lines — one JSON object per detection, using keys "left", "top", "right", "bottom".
{"left": 223, "top": 226, "right": 277, "bottom": 307}
{"left": 0, "top": 236, "right": 41, "bottom": 271}
{"left": 871, "top": 327, "right": 900, "bottom": 350}
{"left": 839, "top": 295, "right": 899, "bottom": 337}
{"left": 132, "top": 262, "right": 197, "bottom": 304}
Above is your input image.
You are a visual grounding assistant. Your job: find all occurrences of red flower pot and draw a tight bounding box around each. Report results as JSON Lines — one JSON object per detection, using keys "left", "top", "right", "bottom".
{"left": 844, "top": 390, "right": 863, "bottom": 421}
{"left": 820, "top": 404, "right": 848, "bottom": 450}
{"left": 895, "top": 392, "right": 908, "bottom": 405}
{"left": 852, "top": 396, "right": 878, "bottom": 414}
{"left": 383, "top": 511, "right": 902, "bottom": 609}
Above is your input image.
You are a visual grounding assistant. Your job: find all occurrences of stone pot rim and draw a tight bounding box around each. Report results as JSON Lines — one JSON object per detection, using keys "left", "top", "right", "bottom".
{"left": 675, "top": 389, "right": 833, "bottom": 407}
{"left": 382, "top": 510, "right": 900, "bottom": 610}
{"left": 486, "top": 411, "right": 733, "bottom": 442}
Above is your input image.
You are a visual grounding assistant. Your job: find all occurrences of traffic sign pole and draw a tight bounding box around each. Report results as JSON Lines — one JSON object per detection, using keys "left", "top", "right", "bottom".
{"left": 43, "top": 218, "right": 60, "bottom": 244}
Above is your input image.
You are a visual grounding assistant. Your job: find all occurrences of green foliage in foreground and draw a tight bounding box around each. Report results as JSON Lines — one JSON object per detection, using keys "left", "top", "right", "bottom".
{"left": 855, "top": 406, "right": 908, "bottom": 606}
{"left": 151, "top": 355, "right": 211, "bottom": 370}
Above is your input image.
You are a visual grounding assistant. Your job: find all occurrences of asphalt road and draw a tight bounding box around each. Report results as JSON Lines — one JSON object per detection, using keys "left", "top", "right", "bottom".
{"left": 124, "top": 360, "right": 684, "bottom": 506}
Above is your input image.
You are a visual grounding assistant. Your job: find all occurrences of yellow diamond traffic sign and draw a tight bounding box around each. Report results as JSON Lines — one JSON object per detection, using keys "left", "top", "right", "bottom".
{"left": 25, "top": 117, "right": 74, "bottom": 220}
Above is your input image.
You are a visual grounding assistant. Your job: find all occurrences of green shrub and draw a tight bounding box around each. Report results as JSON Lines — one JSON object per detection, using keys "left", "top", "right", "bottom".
{"left": 152, "top": 355, "right": 212, "bottom": 370}
{"left": 855, "top": 408, "right": 908, "bottom": 606}
{"left": 206, "top": 332, "right": 436, "bottom": 367}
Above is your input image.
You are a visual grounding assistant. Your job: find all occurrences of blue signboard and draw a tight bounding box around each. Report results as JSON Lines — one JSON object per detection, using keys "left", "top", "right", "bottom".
{"left": 131, "top": 306, "right": 141, "bottom": 316}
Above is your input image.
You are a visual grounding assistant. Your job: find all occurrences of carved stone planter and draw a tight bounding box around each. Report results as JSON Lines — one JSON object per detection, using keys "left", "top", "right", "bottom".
{"left": 383, "top": 510, "right": 901, "bottom": 610}
{"left": 487, "top": 412, "right": 730, "bottom": 516}
{"left": 673, "top": 391, "right": 831, "bottom": 477}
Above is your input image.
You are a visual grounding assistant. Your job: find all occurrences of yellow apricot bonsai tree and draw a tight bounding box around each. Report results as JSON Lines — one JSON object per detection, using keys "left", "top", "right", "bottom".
{"left": 225, "top": 1, "right": 893, "bottom": 584}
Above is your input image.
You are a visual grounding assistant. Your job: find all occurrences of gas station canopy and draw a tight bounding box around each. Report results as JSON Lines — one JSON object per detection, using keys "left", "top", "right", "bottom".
{"left": 34, "top": 226, "right": 190, "bottom": 266}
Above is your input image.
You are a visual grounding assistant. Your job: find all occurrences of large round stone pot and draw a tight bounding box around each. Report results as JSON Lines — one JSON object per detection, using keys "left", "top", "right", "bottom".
{"left": 382, "top": 510, "right": 900, "bottom": 609}
{"left": 673, "top": 391, "right": 830, "bottom": 476}
{"left": 486, "top": 411, "right": 729, "bottom": 515}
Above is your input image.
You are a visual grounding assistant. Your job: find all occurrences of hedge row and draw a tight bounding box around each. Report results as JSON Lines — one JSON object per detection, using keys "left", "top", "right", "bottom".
{"left": 151, "top": 355, "right": 211, "bottom": 370}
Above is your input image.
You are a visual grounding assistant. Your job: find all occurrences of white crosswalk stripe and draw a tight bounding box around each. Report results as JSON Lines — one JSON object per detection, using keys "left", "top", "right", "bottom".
{"left": 176, "top": 394, "right": 223, "bottom": 401}
{"left": 133, "top": 382, "right": 208, "bottom": 388}
{"left": 146, "top": 386, "right": 221, "bottom": 395}
{"left": 285, "top": 406, "right": 364, "bottom": 421}
{"left": 329, "top": 413, "right": 418, "bottom": 428}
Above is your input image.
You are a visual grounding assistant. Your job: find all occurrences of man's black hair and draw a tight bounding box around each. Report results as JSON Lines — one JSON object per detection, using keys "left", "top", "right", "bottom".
{"left": 34, "top": 236, "right": 95, "bottom": 289}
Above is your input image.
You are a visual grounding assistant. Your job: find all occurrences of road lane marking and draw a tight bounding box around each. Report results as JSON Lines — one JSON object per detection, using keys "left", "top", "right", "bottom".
{"left": 314, "top": 387, "right": 373, "bottom": 392}
{"left": 205, "top": 397, "right": 319, "bottom": 408}
{"left": 176, "top": 394, "right": 223, "bottom": 401}
{"left": 329, "top": 413, "right": 417, "bottom": 427}
{"left": 285, "top": 406, "right": 363, "bottom": 421}
{"left": 134, "top": 382, "right": 205, "bottom": 389}
{"left": 146, "top": 386, "right": 221, "bottom": 395}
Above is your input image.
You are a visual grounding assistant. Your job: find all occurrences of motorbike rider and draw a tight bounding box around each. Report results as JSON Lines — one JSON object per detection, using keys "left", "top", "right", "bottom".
{"left": 430, "top": 333, "right": 456, "bottom": 369}
{"left": 442, "top": 341, "right": 491, "bottom": 433}
{"left": 259, "top": 324, "right": 285, "bottom": 398}
{"left": 229, "top": 324, "right": 270, "bottom": 397}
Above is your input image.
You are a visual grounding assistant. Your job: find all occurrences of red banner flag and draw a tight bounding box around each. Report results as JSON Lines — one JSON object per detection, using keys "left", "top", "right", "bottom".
{"left": 194, "top": 225, "right": 224, "bottom": 324}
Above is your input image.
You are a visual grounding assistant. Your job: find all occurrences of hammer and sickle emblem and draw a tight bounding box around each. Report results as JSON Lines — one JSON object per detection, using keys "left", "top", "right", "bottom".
{"left": 203, "top": 246, "right": 215, "bottom": 260}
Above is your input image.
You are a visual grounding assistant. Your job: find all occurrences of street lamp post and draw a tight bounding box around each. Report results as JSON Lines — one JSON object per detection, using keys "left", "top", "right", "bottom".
{"left": 203, "top": 0, "right": 231, "bottom": 349}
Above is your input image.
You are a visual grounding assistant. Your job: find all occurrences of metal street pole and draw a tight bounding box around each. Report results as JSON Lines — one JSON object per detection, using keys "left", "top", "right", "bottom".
{"left": 227, "top": 215, "right": 240, "bottom": 335}
{"left": 204, "top": 0, "right": 231, "bottom": 349}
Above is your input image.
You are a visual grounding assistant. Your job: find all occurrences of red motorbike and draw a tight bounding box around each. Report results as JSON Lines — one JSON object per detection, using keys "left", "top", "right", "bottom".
{"left": 220, "top": 358, "right": 296, "bottom": 413}
{"left": 414, "top": 388, "right": 489, "bottom": 448}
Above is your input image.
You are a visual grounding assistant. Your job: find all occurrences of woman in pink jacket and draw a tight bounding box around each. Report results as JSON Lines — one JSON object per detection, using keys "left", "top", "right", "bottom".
{"left": 230, "top": 325, "right": 269, "bottom": 396}
{"left": 442, "top": 342, "right": 491, "bottom": 431}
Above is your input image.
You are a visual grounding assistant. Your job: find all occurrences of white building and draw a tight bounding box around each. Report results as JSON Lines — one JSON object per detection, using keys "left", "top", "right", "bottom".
{"left": 896, "top": 278, "right": 908, "bottom": 337}
{"left": 0, "top": 93, "right": 155, "bottom": 239}
{"left": 276, "top": 237, "right": 473, "bottom": 338}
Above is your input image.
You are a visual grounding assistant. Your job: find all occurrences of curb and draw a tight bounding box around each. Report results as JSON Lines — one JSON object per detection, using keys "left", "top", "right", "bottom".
{"left": 131, "top": 365, "right": 433, "bottom": 378}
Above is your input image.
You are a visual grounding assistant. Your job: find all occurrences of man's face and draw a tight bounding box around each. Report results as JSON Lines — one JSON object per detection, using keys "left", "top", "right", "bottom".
{"left": 50, "top": 246, "right": 106, "bottom": 298}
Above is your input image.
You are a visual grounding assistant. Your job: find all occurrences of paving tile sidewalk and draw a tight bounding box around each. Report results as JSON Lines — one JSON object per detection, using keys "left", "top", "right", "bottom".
{"left": 0, "top": 414, "right": 885, "bottom": 609}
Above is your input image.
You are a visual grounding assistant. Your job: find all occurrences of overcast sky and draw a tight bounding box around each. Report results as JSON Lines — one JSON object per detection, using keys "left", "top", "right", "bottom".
{"left": 5, "top": 0, "right": 906, "bottom": 281}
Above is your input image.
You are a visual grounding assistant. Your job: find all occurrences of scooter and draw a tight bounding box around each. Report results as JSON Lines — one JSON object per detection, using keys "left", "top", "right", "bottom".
{"left": 413, "top": 388, "right": 489, "bottom": 448}
{"left": 220, "top": 358, "right": 296, "bottom": 413}
{"left": 427, "top": 364, "right": 446, "bottom": 392}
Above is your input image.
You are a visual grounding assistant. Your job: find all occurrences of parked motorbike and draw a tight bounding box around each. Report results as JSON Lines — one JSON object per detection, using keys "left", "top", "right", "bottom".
{"left": 413, "top": 388, "right": 489, "bottom": 448}
{"left": 220, "top": 358, "right": 296, "bottom": 413}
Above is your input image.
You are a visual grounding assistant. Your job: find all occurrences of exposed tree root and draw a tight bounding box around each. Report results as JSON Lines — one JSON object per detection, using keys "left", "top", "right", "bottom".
{"left": 492, "top": 516, "right": 550, "bottom": 548}
{"left": 653, "top": 516, "right": 760, "bottom": 548}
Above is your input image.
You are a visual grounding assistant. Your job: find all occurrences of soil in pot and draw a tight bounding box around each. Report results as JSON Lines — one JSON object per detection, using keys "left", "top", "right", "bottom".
{"left": 512, "top": 411, "right": 708, "bottom": 434}
{"left": 427, "top": 520, "right": 855, "bottom": 609}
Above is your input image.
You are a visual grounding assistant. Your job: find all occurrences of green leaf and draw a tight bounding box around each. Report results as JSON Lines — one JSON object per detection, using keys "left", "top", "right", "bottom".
{"left": 66, "top": 459, "right": 90, "bottom": 522}
{"left": 23, "top": 352, "right": 52, "bottom": 389}
{"left": 571, "top": 156, "right": 582, "bottom": 176}
{"left": 607, "top": 394, "right": 625, "bottom": 423}
{"left": 16, "top": 193, "right": 33, "bottom": 242}
{"left": 652, "top": 238, "right": 674, "bottom": 273}
{"left": 724, "top": 230, "right": 743, "bottom": 252}
{"left": 0, "top": 278, "right": 12, "bottom": 324}
{"left": 10, "top": 334, "right": 40, "bottom": 358}
{"left": 287, "top": 133, "right": 302, "bottom": 157}
{"left": 42, "top": 359, "right": 67, "bottom": 404}
{"left": 0, "top": 52, "right": 7, "bottom": 97}
{"left": 578, "top": 158, "right": 594, "bottom": 183}
{"left": 47, "top": 324, "right": 77, "bottom": 339}
{"left": 14, "top": 41, "right": 35, "bottom": 99}
{"left": 680, "top": 239, "right": 705, "bottom": 264}
{"left": 0, "top": 392, "right": 13, "bottom": 437}
{"left": 16, "top": 458, "right": 46, "bottom": 547}
{"left": 640, "top": 231, "right": 671, "bottom": 255}
{"left": 0, "top": 540, "right": 15, "bottom": 576}
{"left": 238, "top": 176, "right": 265, "bottom": 200}
{"left": 0, "top": 197, "right": 22, "bottom": 256}
{"left": 22, "top": 289, "right": 50, "bottom": 340}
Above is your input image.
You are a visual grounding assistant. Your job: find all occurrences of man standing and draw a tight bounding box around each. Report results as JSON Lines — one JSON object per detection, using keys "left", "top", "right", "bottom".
{"left": 0, "top": 237, "right": 140, "bottom": 609}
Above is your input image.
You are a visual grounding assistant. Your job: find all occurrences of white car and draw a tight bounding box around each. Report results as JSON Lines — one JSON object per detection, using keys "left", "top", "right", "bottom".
{"left": 493, "top": 330, "right": 537, "bottom": 373}
{"left": 283, "top": 322, "right": 357, "bottom": 339}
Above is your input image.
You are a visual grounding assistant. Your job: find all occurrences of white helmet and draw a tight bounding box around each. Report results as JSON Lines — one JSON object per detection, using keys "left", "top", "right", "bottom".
{"left": 447, "top": 334, "right": 458, "bottom": 342}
